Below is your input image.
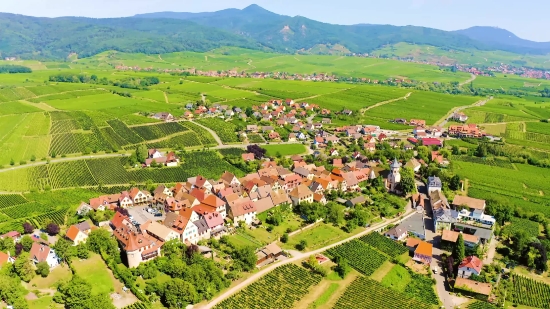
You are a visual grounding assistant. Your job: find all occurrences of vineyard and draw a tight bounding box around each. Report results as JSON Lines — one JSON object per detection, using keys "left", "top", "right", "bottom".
{"left": 501, "top": 217, "right": 540, "bottom": 237}
{"left": 180, "top": 122, "right": 218, "bottom": 146}
{"left": 360, "top": 233, "right": 408, "bottom": 258}
{"left": 309, "top": 86, "right": 409, "bottom": 110}
{"left": 219, "top": 148, "right": 246, "bottom": 157}
{"left": 467, "top": 301, "right": 498, "bottom": 309}
{"left": 508, "top": 275, "right": 550, "bottom": 308}
{"left": 247, "top": 133, "right": 265, "bottom": 143}
{"left": 214, "top": 264, "right": 321, "bottom": 309}
{"left": 326, "top": 240, "right": 387, "bottom": 276}
{"left": 452, "top": 156, "right": 514, "bottom": 169}
{"left": 0, "top": 194, "right": 27, "bottom": 209}
{"left": 403, "top": 271, "right": 439, "bottom": 305}
{"left": 107, "top": 119, "right": 144, "bottom": 144}
{"left": 130, "top": 122, "right": 189, "bottom": 141}
{"left": 196, "top": 119, "right": 239, "bottom": 143}
{"left": 146, "top": 131, "right": 203, "bottom": 149}
{"left": 333, "top": 277, "right": 434, "bottom": 309}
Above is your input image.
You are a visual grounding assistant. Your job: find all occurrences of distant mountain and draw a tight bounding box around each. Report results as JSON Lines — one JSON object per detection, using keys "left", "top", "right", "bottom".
{"left": 0, "top": 13, "right": 261, "bottom": 59}
{"left": 1, "top": 5, "right": 549, "bottom": 60}
{"left": 455, "top": 26, "right": 550, "bottom": 53}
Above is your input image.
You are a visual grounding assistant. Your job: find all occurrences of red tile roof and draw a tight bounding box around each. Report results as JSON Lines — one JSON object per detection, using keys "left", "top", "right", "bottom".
{"left": 459, "top": 256, "right": 483, "bottom": 274}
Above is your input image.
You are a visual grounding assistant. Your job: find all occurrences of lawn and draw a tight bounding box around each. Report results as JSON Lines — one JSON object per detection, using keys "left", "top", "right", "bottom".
{"left": 262, "top": 144, "right": 307, "bottom": 157}
{"left": 28, "top": 296, "right": 62, "bottom": 309}
{"left": 245, "top": 211, "right": 304, "bottom": 245}
{"left": 29, "top": 264, "right": 72, "bottom": 289}
{"left": 310, "top": 283, "right": 339, "bottom": 308}
{"left": 72, "top": 254, "right": 115, "bottom": 295}
{"left": 380, "top": 264, "right": 412, "bottom": 292}
{"left": 281, "top": 223, "right": 360, "bottom": 251}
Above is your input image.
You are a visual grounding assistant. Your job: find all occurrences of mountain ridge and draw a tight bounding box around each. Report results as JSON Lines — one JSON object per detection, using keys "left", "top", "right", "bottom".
{"left": 0, "top": 4, "right": 548, "bottom": 60}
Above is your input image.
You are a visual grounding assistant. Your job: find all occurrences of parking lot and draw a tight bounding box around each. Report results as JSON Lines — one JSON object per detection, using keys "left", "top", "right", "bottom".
{"left": 127, "top": 206, "right": 165, "bottom": 225}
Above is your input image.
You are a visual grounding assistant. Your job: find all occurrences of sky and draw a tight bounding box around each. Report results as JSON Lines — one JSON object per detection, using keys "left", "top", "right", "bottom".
{"left": 1, "top": 0, "right": 548, "bottom": 41}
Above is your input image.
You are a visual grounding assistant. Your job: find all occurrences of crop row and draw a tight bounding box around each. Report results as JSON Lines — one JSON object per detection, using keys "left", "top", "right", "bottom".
{"left": 219, "top": 148, "right": 246, "bottom": 157}
{"left": 334, "top": 277, "right": 433, "bottom": 309}
{"left": 146, "top": 131, "right": 203, "bottom": 149}
{"left": 467, "top": 301, "right": 498, "bottom": 309}
{"left": 107, "top": 119, "right": 144, "bottom": 144}
{"left": 359, "top": 233, "right": 408, "bottom": 258}
{"left": 122, "top": 302, "right": 151, "bottom": 309}
{"left": 1, "top": 202, "right": 53, "bottom": 219}
{"left": 49, "top": 133, "right": 81, "bottom": 156}
{"left": 33, "top": 208, "right": 69, "bottom": 227}
{"left": 452, "top": 156, "right": 514, "bottom": 169}
{"left": 50, "top": 119, "right": 78, "bottom": 134}
{"left": 214, "top": 264, "right": 321, "bottom": 309}
{"left": 196, "top": 119, "right": 239, "bottom": 143}
{"left": 247, "top": 134, "right": 265, "bottom": 143}
{"left": 180, "top": 122, "right": 218, "bottom": 146}
{"left": 501, "top": 217, "right": 540, "bottom": 237}
{"left": 505, "top": 130, "right": 550, "bottom": 144}
{"left": 326, "top": 239, "right": 387, "bottom": 276}
{"left": 0, "top": 195, "right": 28, "bottom": 209}
{"left": 508, "top": 275, "right": 550, "bottom": 308}
{"left": 131, "top": 122, "right": 188, "bottom": 141}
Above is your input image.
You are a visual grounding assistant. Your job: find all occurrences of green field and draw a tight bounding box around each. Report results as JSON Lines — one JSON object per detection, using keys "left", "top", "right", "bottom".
{"left": 262, "top": 144, "right": 307, "bottom": 157}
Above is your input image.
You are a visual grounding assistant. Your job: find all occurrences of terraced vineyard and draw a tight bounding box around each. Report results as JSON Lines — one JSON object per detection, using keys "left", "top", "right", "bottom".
{"left": 214, "top": 264, "right": 321, "bottom": 309}
{"left": 326, "top": 240, "right": 387, "bottom": 276}
{"left": 107, "top": 119, "right": 144, "bottom": 144}
{"left": 360, "top": 233, "right": 408, "bottom": 258}
{"left": 333, "top": 277, "right": 434, "bottom": 309}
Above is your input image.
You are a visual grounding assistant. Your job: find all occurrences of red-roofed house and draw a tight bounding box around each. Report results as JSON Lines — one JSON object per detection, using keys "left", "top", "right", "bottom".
{"left": 1, "top": 231, "right": 21, "bottom": 243}
{"left": 228, "top": 199, "right": 257, "bottom": 226}
{"left": 458, "top": 256, "right": 483, "bottom": 278}
{"left": 420, "top": 138, "right": 442, "bottom": 147}
{"left": 242, "top": 153, "right": 255, "bottom": 161}
{"left": 0, "top": 251, "right": 13, "bottom": 267}
{"left": 29, "top": 242, "right": 59, "bottom": 269}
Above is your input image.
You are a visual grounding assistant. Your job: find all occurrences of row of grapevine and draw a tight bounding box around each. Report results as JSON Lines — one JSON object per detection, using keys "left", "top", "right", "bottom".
{"left": 131, "top": 122, "right": 189, "bottom": 140}
{"left": 49, "top": 133, "right": 81, "bottom": 155}
{"left": 214, "top": 264, "right": 321, "bottom": 309}
{"left": 359, "top": 233, "right": 408, "bottom": 258}
{"left": 1, "top": 202, "right": 51, "bottom": 219}
{"left": 0, "top": 194, "right": 27, "bottom": 209}
{"left": 219, "top": 148, "right": 246, "bottom": 157}
{"left": 453, "top": 156, "right": 515, "bottom": 169}
{"left": 146, "top": 131, "right": 203, "bottom": 149}
{"left": 334, "top": 277, "right": 433, "bottom": 309}
{"left": 196, "top": 119, "right": 239, "bottom": 143}
{"left": 508, "top": 274, "right": 550, "bottom": 308}
{"left": 48, "top": 161, "right": 97, "bottom": 189}
{"left": 180, "top": 122, "right": 218, "bottom": 146}
{"left": 34, "top": 208, "right": 69, "bottom": 227}
{"left": 107, "top": 119, "right": 144, "bottom": 144}
{"left": 50, "top": 119, "right": 78, "bottom": 134}
{"left": 122, "top": 302, "right": 151, "bottom": 309}
{"left": 326, "top": 240, "right": 387, "bottom": 276}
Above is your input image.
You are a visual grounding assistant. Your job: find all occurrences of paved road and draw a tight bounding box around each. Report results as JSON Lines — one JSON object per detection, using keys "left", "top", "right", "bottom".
{"left": 200, "top": 206, "right": 417, "bottom": 309}
{"left": 0, "top": 153, "right": 128, "bottom": 174}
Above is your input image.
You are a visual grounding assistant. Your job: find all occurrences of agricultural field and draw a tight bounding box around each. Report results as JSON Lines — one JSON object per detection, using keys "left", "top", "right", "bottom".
{"left": 508, "top": 275, "right": 550, "bottom": 308}
{"left": 333, "top": 277, "right": 434, "bottom": 309}
{"left": 326, "top": 240, "right": 388, "bottom": 276}
{"left": 453, "top": 160, "right": 550, "bottom": 216}
{"left": 195, "top": 118, "right": 239, "bottom": 143}
{"left": 501, "top": 217, "right": 540, "bottom": 237}
{"left": 467, "top": 301, "right": 498, "bottom": 309}
{"left": 307, "top": 85, "right": 409, "bottom": 111}
{"left": 360, "top": 232, "right": 408, "bottom": 258}
{"left": 214, "top": 264, "right": 321, "bottom": 309}
{"left": 0, "top": 151, "right": 244, "bottom": 192}
{"left": 368, "top": 91, "right": 478, "bottom": 125}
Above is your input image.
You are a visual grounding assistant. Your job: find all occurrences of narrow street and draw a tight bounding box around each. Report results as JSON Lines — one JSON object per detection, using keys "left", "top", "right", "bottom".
{"left": 418, "top": 180, "right": 469, "bottom": 309}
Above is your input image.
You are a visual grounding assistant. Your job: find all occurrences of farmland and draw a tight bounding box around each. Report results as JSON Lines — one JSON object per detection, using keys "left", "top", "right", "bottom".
{"left": 326, "top": 240, "right": 388, "bottom": 276}
{"left": 214, "top": 264, "right": 321, "bottom": 309}
{"left": 359, "top": 233, "right": 408, "bottom": 258}
{"left": 196, "top": 118, "right": 239, "bottom": 143}
{"left": 261, "top": 144, "right": 307, "bottom": 157}
{"left": 367, "top": 91, "right": 479, "bottom": 125}
{"left": 307, "top": 85, "right": 410, "bottom": 111}
{"left": 507, "top": 275, "right": 550, "bottom": 308}
{"left": 0, "top": 152, "right": 244, "bottom": 192}
{"left": 333, "top": 277, "right": 434, "bottom": 309}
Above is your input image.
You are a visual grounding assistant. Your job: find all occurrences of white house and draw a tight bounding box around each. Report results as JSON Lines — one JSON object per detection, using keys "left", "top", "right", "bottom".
{"left": 229, "top": 200, "right": 257, "bottom": 226}
{"left": 384, "top": 226, "right": 408, "bottom": 241}
{"left": 29, "top": 243, "right": 59, "bottom": 269}
{"left": 458, "top": 256, "right": 483, "bottom": 278}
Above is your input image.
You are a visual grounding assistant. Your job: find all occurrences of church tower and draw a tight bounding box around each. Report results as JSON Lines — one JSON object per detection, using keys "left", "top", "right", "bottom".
{"left": 388, "top": 158, "right": 401, "bottom": 192}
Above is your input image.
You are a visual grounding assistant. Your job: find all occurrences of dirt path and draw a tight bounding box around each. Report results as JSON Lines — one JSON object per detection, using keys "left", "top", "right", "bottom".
{"left": 295, "top": 87, "right": 356, "bottom": 101}
{"left": 163, "top": 92, "right": 169, "bottom": 103}
{"left": 19, "top": 100, "right": 57, "bottom": 111}
{"left": 435, "top": 96, "right": 493, "bottom": 127}
{"left": 361, "top": 92, "right": 412, "bottom": 113}
{"left": 459, "top": 73, "right": 477, "bottom": 86}
{"left": 199, "top": 207, "right": 417, "bottom": 309}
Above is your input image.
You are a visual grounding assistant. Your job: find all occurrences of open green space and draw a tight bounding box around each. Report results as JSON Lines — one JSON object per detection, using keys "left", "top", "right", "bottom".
{"left": 261, "top": 144, "right": 307, "bottom": 157}
{"left": 73, "top": 254, "right": 115, "bottom": 295}
{"left": 380, "top": 264, "right": 411, "bottom": 292}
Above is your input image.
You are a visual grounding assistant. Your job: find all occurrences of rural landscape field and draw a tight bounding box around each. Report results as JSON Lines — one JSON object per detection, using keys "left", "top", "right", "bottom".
{"left": 0, "top": 2, "right": 550, "bottom": 309}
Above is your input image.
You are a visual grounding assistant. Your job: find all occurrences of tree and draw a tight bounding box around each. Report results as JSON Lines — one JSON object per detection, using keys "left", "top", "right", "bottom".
{"left": 87, "top": 229, "right": 119, "bottom": 256}
{"left": 335, "top": 258, "right": 351, "bottom": 278}
{"left": 35, "top": 261, "right": 50, "bottom": 278}
{"left": 76, "top": 243, "right": 90, "bottom": 260}
{"left": 162, "top": 278, "right": 199, "bottom": 308}
{"left": 326, "top": 202, "right": 344, "bottom": 225}
{"left": 475, "top": 143, "right": 487, "bottom": 158}
{"left": 14, "top": 253, "right": 34, "bottom": 282}
{"left": 297, "top": 240, "right": 308, "bottom": 251}
{"left": 20, "top": 235, "right": 33, "bottom": 252}
{"left": 454, "top": 233, "right": 465, "bottom": 263}
{"left": 449, "top": 175, "right": 461, "bottom": 191}
{"left": 15, "top": 243, "right": 23, "bottom": 256}
{"left": 451, "top": 145, "right": 460, "bottom": 155}
{"left": 22, "top": 222, "right": 33, "bottom": 234}
{"left": 0, "top": 275, "right": 29, "bottom": 309}
{"left": 233, "top": 246, "right": 257, "bottom": 271}
{"left": 53, "top": 237, "right": 74, "bottom": 263}
{"left": 136, "top": 145, "right": 148, "bottom": 164}
{"left": 446, "top": 256, "right": 454, "bottom": 278}
{"left": 281, "top": 233, "right": 289, "bottom": 243}
{"left": 400, "top": 167, "right": 416, "bottom": 194}
{"left": 57, "top": 275, "right": 115, "bottom": 309}
{"left": 46, "top": 223, "right": 60, "bottom": 236}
